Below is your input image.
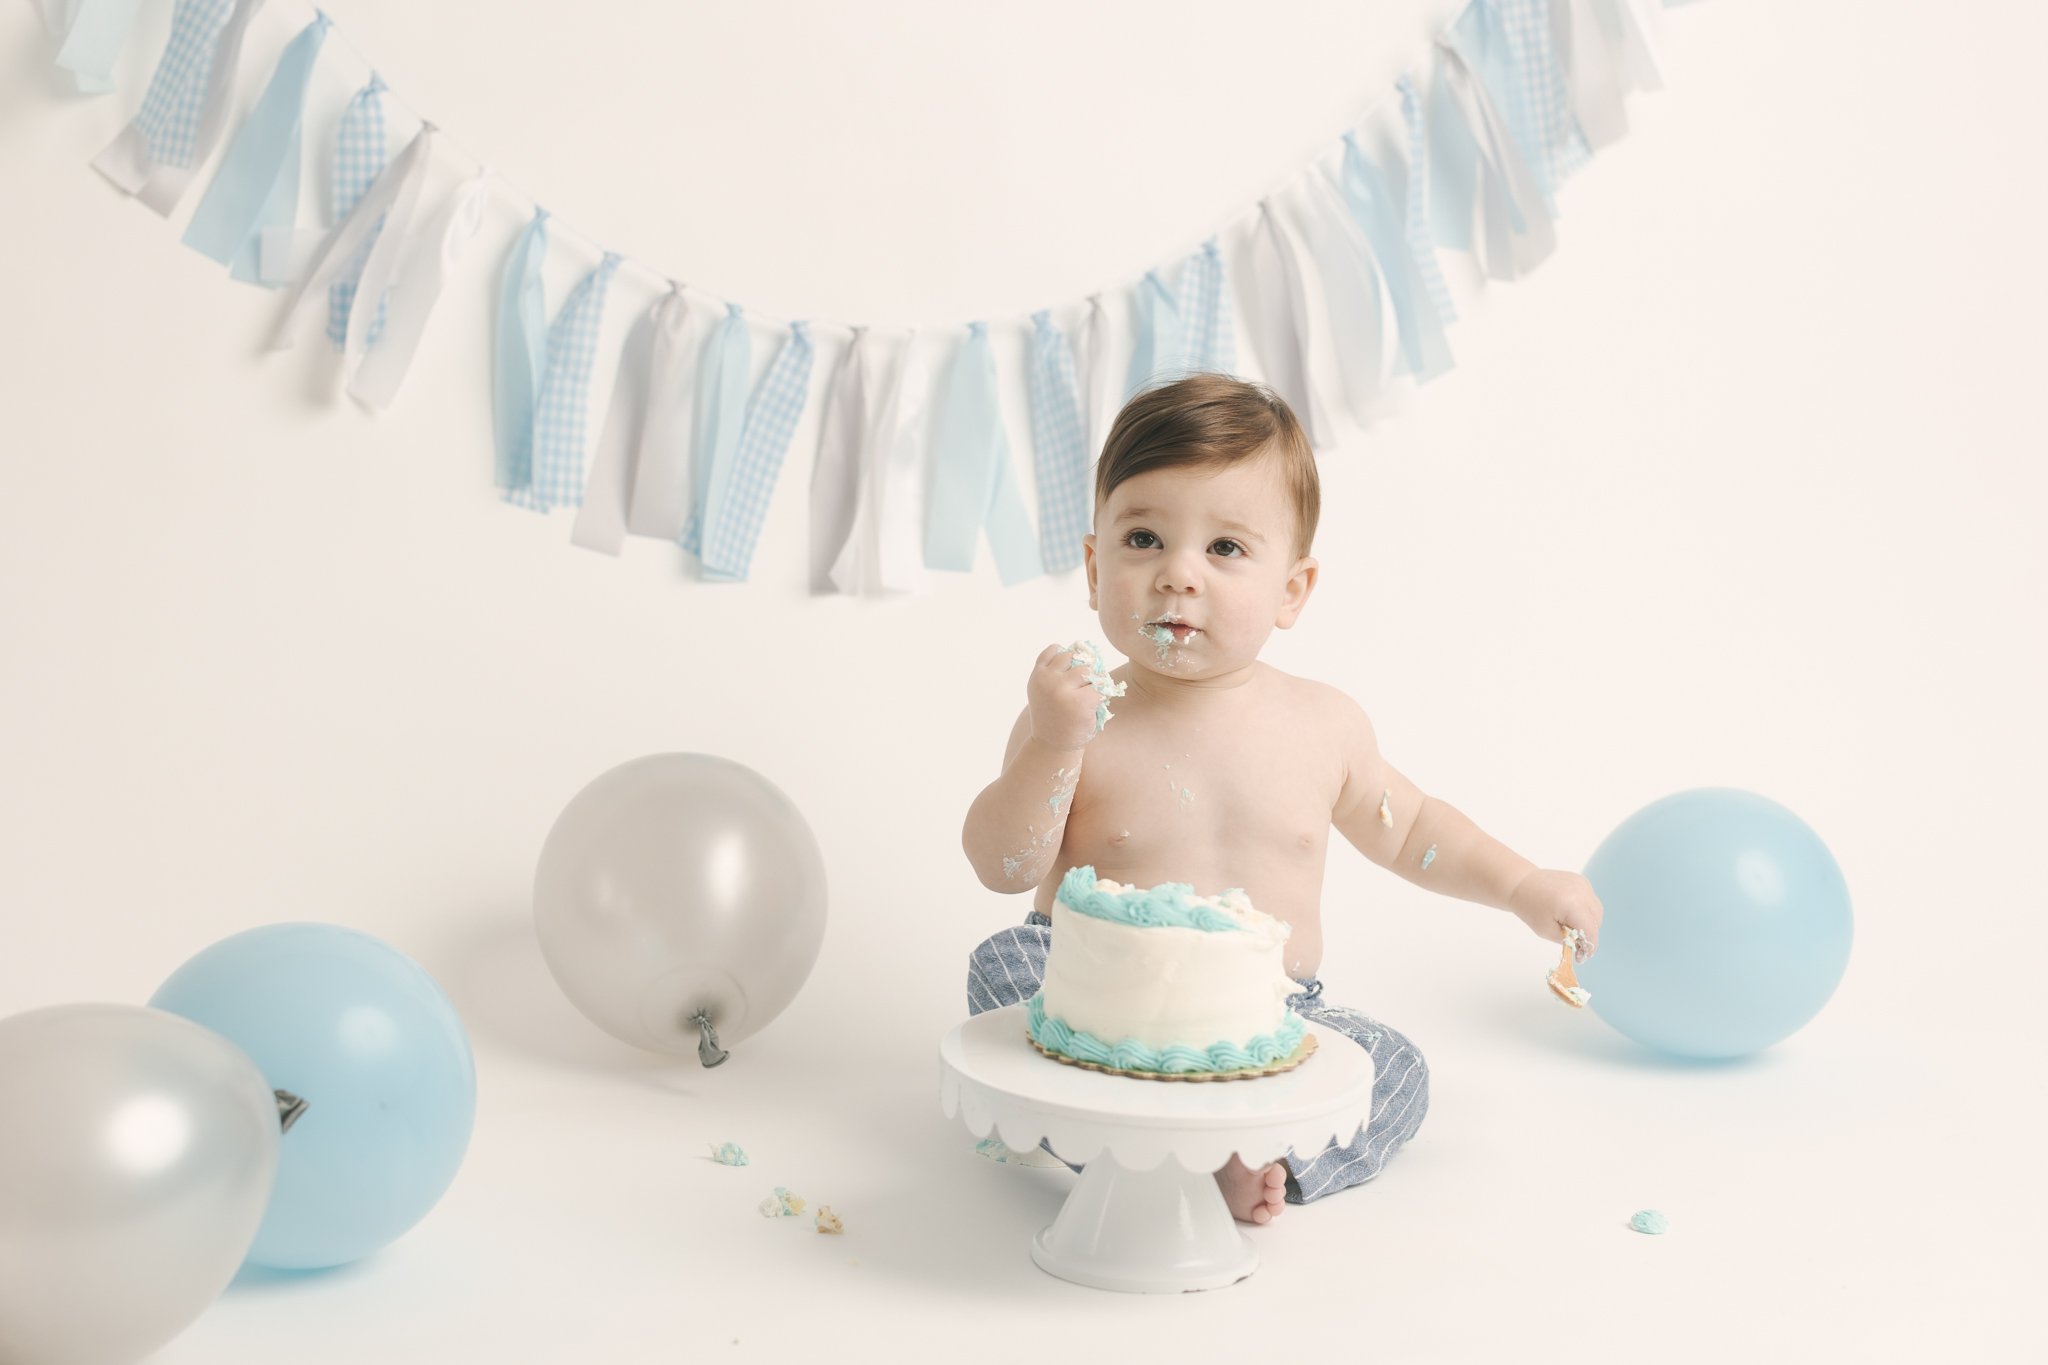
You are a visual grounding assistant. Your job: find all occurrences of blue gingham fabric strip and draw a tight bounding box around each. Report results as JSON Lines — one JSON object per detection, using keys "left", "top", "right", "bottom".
{"left": 926, "top": 323, "right": 1042, "bottom": 585}
{"left": 701, "top": 322, "right": 816, "bottom": 581}
{"left": 181, "top": 12, "right": 328, "bottom": 280}
{"left": 1496, "top": 0, "right": 1591, "bottom": 192}
{"left": 129, "top": 0, "right": 235, "bottom": 168}
{"left": 1339, "top": 131, "right": 1452, "bottom": 383}
{"left": 493, "top": 209, "right": 550, "bottom": 499}
{"left": 1175, "top": 237, "right": 1236, "bottom": 374}
{"left": 681, "top": 304, "right": 752, "bottom": 557}
{"left": 93, "top": 0, "right": 262, "bottom": 214}
{"left": 329, "top": 75, "right": 390, "bottom": 349}
{"left": 1395, "top": 75, "right": 1457, "bottom": 324}
{"left": 1123, "top": 268, "right": 1182, "bottom": 399}
{"left": 509, "top": 251, "right": 624, "bottom": 513}
{"left": 1026, "top": 310, "right": 1090, "bottom": 573}
{"left": 54, "top": 0, "right": 147, "bottom": 94}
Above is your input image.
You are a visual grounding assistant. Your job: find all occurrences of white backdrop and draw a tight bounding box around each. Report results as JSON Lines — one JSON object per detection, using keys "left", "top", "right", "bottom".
{"left": 2, "top": 1, "right": 2044, "bottom": 1361}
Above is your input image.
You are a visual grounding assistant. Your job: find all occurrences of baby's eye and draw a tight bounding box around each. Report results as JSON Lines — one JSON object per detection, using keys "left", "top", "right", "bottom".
{"left": 1123, "top": 529, "right": 1160, "bottom": 550}
{"left": 1210, "top": 539, "right": 1245, "bottom": 558}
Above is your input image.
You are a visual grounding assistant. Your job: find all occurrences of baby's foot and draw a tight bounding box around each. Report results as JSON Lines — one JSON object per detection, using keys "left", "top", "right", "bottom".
{"left": 1216, "top": 1155, "right": 1288, "bottom": 1225}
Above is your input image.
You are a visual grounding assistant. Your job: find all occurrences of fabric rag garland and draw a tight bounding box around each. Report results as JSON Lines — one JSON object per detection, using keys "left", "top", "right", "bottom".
{"left": 50, "top": 0, "right": 1689, "bottom": 592}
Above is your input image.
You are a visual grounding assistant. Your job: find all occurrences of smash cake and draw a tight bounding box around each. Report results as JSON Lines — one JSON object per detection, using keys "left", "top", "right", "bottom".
{"left": 1026, "top": 865, "right": 1313, "bottom": 1079}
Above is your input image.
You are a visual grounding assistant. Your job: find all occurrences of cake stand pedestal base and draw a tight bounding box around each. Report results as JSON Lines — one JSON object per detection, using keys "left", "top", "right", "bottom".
{"left": 940, "top": 1006, "right": 1376, "bottom": 1294}
{"left": 1030, "top": 1150, "right": 1254, "bottom": 1292}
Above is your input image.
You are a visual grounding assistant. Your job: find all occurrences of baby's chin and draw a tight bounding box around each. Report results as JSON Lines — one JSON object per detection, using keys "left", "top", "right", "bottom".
{"left": 1113, "top": 624, "right": 1217, "bottom": 676}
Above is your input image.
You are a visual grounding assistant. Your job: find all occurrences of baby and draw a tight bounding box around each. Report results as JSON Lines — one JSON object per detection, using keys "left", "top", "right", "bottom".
{"left": 961, "top": 373, "right": 1603, "bottom": 1225}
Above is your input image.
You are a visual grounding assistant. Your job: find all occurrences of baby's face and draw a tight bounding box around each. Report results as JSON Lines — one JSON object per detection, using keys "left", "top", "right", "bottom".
{"left": 1084, "top": 456, "right": 1318, "bottom": 680}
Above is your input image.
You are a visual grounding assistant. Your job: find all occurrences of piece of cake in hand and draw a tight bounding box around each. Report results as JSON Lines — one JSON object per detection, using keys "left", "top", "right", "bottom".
{"left": 1026, "top": 865, "right": 1309, "bottom": 1078}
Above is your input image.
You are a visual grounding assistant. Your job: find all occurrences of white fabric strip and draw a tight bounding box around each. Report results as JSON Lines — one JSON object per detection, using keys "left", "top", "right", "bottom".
{"left": 1243, "top": 198, "right": 1333, "bottom": 449}
{"left": 92, "top": 0, "right": 265, "bottom": 216}
{"left": 623, "top": 289, "right": 698, "bottom": 541}
{"left": 809, "top": 327, "right": 870, "bottom": 593}
{"left": 829, "top": 332, "right": 925, "bottom": 595}
{"left": 1295, "top": 170, "right": 1394, "bottom": 428}
{"left": 571, "top": 294, "right": 663, "bottom": 555}
{"left": 1567, "top": 0, "right": 1664, "bottom": 149}
{"left": 1076, "top": 293, "right": 1112, "bottom": 461}
{"left": 265, "top": 124, "right": 435, "bottom": 352}
{"left": 346, "top": 170, "right": 491, "bottom": 412}
{"left": 1436, "top": 38, "right": 1556, "bottom": 281}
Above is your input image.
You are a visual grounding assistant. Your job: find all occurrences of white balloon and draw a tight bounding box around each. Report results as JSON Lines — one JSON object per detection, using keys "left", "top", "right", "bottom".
{"left": 0, "top": 1004, "right": 281, "bottom": 1365}
{"left": 533, "top": 754, "right": 828, "bottom": 1060}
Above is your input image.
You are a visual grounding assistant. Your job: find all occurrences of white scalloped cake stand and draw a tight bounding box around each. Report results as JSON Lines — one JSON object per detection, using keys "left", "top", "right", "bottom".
{"left": 939, "top": 1004, "right": 1376, "bottom": 1293}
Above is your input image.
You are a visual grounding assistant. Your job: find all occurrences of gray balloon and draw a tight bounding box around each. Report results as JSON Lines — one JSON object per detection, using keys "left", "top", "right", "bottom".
{"left": 533, "top": 754, "right": 827, "bottom": 1060}
{"left": 0, "top": 1004, "right": 281, "bottom": 1365}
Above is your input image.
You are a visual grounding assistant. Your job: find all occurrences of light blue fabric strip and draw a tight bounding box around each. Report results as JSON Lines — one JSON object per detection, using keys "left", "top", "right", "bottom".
{"left": 701, "top": 322, "right": 816, "bottom": 582}
{"left": 926, "top": 323, "right": 1042, "bottom": 585}
{"left": 510, "top": 252, "right": 623, "bottom": 513}
{"left": 1175, "top": 237, "right": 1236, "bottom": 374}
{"left": 1427, "top": 45, "right": 1484, "bottom": 251}
{"left": 1026, "top": 310, "right": 1090, "bottom": 573}
{"left": 681, "top": 304, "right": 752, "bottom": 556}
{"left": 493, "top": 210, "right": 549, "bottom": 497}
{"left": 180, "top": 13, "right": 328, "bottom": 271}
{"left": 133, "top": 0, "right": 234, "bottom": 170}
{"left": 1123, "top": 269, "right": 1181, "bottom": 399}
{"left": 1444, "top": 4, "right": 1534, "bottom": 234}
{"left": 329, "top": 75, "right": 389, "bottom": 349}
{"left": 227, "top": 125, "right": 298, "bottom": 285}
{"left": 1396, "top": 74, "right": 1457, "bottom": 324}
{"left": 54, "top": 0, "right": 146, "bottom": 93}
{"left": 1339, "top": 132, "right": 1453, "bottom": 383}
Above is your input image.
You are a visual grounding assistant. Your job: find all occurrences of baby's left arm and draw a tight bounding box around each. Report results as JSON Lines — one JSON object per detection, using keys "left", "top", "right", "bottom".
{"left": 1326, "top": 689, "right": 1602, "bottom": 957}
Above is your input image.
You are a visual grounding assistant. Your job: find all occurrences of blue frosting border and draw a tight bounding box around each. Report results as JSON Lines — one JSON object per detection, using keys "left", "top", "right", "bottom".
{"left": 1055, "top": 864, "right": 1252, "bottom": 933}
{"left": 1026, "top": 992, "right": 1306, "bottom": 1074}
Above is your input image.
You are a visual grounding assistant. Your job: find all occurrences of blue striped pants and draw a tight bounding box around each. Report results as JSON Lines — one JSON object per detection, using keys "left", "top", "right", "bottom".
{"left": 965, "top": 911, "right": 1430, "bottom": 1204}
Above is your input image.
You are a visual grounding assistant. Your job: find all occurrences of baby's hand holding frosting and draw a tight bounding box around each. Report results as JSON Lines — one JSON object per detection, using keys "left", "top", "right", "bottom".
{"left": 1507, "top": 869, "right": 1604, "bottom": 960}
{"left": 1027, "top": 642, "right": 1115, "bottom": 753}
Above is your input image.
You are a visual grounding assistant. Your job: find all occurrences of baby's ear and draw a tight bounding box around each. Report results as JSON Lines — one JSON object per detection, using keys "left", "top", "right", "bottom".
{"left": 1276, "top": 555, "right": 1319, "bottom": 628}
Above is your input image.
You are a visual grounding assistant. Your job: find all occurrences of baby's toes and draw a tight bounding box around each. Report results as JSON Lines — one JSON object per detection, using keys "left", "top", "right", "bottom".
{"left": 1261, "top": 1163, "right": 1288, "bottom": 1216}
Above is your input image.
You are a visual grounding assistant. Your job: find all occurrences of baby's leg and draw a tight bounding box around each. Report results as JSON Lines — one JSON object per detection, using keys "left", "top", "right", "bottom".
{"left": 964, "top": 915, "right": 1051, "bottom": 1015}
{"left": 1281, "top": 1003, "right": 1430, "bottom": 1204}
{"left": 964, "top": 916, "right": 1076, "bottom": 1168}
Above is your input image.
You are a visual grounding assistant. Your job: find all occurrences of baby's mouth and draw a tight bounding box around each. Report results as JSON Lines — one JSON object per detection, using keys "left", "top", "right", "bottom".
{"left": 1143, "top": 617, "right": 1201, "bottom": 643}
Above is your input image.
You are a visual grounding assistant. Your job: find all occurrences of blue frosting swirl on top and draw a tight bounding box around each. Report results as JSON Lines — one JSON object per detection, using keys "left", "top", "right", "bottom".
{"left": 1056, "top": 864, "right": 1251, "bottom": 933}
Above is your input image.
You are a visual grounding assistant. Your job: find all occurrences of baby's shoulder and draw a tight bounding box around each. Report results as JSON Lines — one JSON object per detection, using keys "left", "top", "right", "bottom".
{"left": 1258, "top": 664, "right": 1367, "bottom": 724}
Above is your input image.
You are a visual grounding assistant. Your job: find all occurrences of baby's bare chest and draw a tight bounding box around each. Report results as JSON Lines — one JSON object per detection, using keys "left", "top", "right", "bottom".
{"left": 1055, "top": 709, "right": 1346, "bottom": 894}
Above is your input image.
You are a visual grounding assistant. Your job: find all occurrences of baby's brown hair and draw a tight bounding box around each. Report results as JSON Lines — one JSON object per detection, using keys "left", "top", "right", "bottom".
{"left": 1093, "top": 373, "right": 1320, "bottom": 558}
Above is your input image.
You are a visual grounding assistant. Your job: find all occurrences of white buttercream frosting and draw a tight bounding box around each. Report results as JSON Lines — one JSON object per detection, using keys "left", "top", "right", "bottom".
{"left": 1040, "top": 878, "right": 1299, "bottom": 1054}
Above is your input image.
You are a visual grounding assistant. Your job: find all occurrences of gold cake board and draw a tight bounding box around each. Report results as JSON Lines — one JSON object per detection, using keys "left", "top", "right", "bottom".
{"left": 1028, "top": 1029, "right": 1316, "bottom": 1082}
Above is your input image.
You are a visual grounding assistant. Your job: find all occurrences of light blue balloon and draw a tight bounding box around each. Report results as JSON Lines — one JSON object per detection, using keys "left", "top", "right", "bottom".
{"left": 1578, "top": 789, "right": 1852, "bottom": 1060}
{"left": 148, "top": 924, "right": 475, "bottom": 1269}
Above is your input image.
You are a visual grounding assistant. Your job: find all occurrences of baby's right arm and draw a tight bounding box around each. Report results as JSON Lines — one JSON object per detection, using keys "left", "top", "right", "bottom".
{"left": 961, "top": 644, "right": 1105, "bottom": 892}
